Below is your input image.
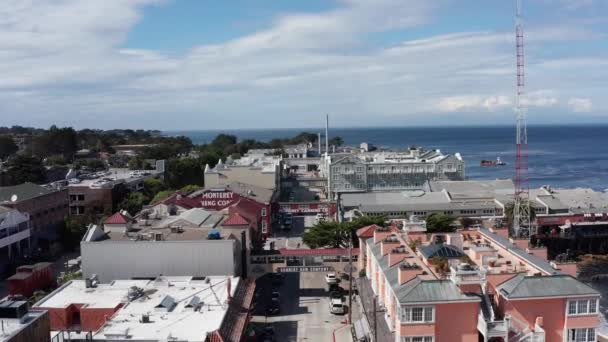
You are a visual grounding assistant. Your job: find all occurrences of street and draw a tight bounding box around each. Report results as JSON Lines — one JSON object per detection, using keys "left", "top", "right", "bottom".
{"left": 251, "top": 272, "right": 360, "bottom": 341}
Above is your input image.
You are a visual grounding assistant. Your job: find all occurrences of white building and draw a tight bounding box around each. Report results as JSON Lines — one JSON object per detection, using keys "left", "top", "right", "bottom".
{"left": 80, "top": 224, "right": 243, "bottom": 283}
{"left": 0, "top": 206, "right": 30, "bottom": 263}
{"left": 323, "top": 147, "right": 465, "bottom": 194}
{"left": 34, "top": 276, "right": 255, "bottom": 342}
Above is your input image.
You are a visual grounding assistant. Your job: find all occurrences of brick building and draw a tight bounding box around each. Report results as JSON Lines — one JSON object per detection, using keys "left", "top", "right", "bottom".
{"left": 0, "top": 183, "right": 68, "bottom": 252}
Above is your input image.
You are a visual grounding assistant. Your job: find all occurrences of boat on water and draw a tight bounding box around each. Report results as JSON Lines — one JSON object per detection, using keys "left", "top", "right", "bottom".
{"left": 480, "top": 157, "right": 506, "bottom": 167}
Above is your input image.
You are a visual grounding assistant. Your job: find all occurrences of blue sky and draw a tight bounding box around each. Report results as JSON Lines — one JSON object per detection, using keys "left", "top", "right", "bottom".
{"left": 1, "top": 0, "right": 607, "bottom": 129}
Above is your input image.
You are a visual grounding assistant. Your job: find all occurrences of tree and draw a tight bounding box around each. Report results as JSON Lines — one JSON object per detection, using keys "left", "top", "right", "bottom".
{"left": 425, "top": 213, "right": 455, "bottom": 233}
{"left": 180, "top": 184, "right": 202, "bottom": 194}
{"left": 0, "top": 136, "right": 18, "bottom": 160}
{"left": 143, "top": 178, "right": 167, "bottom": 199}
{"left": 458, "top": 217, "right": 475, "bottom": 229}
{"left": 118, "top": 192, "right": 148, "bottom": 215}
{"left": 328, "top": 136, "right": 344, "bottom": 147}
{"left": 302, "top": 216, "right": 386, "bottom": 249}
{"left": 211, "top": 134, "right": 237, "bottom": 150}
{"left": 165, "top": 158, "right": 204, "bottom": 189}
{"left": 151, "top": 190, "right": 175, "bottom": 204}
{"left": 4, "top": 155, "right": 46, "bottom": 185}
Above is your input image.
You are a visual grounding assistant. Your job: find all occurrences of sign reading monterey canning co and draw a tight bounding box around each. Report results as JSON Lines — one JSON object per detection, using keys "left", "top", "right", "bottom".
{"left": 199, "top": 190, "right": 239, "bottom": 210}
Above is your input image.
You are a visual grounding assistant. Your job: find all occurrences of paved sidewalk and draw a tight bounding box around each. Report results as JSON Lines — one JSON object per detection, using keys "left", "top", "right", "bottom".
{"left": 357, "top": 277, "right": 394, "bottom": 342}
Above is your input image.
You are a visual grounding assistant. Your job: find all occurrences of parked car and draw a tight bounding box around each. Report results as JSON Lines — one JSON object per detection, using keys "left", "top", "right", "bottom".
{"left": 328, "top": 283, "right": 345, "bottom": 294}
{"left": 329, "top": 298, "right": 345, "bottom": 314}
{"left": 270, "top": 273, "right": 285, "bottom": 285}
{"left": 266, "top": 298, "right": 280, "bottom": 315}
{"left": 329, "top": 291, "right": 344, "bottom": 301}
{"left": 325, "top": 273, "right": 339, "bottom": 284}
{"left": 283, "top": 216, "right": 293, "bottom": 226}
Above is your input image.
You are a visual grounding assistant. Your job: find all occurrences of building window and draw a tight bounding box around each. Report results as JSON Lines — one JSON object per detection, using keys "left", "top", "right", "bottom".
{"left": 261, "top": 221, "right": 268, "bottom": 233}
{"left": 401, "top": 337, "right": 433, "bottom": 342}
{"left": 413, "top": 211, "right": 426, "bottom": 216}
{"left": 261, "top": 208, "right": 267, "bottom": 217}
{"left": 70, "top": 206, "right": 85, "bottom": 215}
{"left": 568, "top": 328, "right": 596, "bottom": 342}
{"left": 400, "top": 306, "right": 434, "bottom": 323}
{"left": 568, "top": 299, "right": 598, "bottom": 316}
{"left": 444, "top": 210, "right": 454, "bottom": 215}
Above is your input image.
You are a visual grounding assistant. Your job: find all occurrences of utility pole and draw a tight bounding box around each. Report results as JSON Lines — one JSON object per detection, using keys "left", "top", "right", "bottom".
{"left": 347, "top": 229, "right": 353, "bottom": 324}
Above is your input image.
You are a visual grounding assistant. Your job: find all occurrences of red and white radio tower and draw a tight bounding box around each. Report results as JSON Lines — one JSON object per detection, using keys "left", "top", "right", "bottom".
{"left": 513, "top": 0, "right": 531, "bottom": 238}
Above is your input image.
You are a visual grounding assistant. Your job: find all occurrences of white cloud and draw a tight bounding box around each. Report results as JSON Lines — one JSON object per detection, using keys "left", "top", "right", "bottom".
{"left": 435, "top": 95, "right": 511, "bottom": 112}
{"left": 0, "top": 0, "right": 606, "bottom": 129}
{"left": 568, "top": 98, "right": 593, "bottom": 112}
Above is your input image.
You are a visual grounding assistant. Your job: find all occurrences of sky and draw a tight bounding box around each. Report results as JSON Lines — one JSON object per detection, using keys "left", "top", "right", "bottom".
{"left": 1, "top": 0, "right": 607, "bottom": 130}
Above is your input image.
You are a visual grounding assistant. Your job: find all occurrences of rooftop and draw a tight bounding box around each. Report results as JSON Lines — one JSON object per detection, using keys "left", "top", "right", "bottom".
{"left": 85, "top": 225, "right": 237, "bottom": 243}
{"left": 0, "top": 300, "right": 47, "bottom": 341}
{"left": 67, "top": 168, "right": 161, "bottom": 189}
{"left": 498, "top": 274, "right": 600, "bottom": 299}
{"left": 0, "top": 182, "right": 56, "bottom": 203}
{"left": 35, "top": 276, "right": 240, "bottom": 342}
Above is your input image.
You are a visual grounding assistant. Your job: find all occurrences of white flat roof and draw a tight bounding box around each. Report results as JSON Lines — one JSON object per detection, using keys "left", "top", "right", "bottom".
{"left": 35, "top": 279, "right": 150, "bottom": 309}
{"left": 36, "top": 276, "right": 239, "bottom": 342}
{"left": 0, "top": 311, "right": 47, "bottom": 341}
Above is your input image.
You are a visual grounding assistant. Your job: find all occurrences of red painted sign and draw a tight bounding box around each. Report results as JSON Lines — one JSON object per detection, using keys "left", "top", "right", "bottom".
{"left": 198, "top": 190, "right": 240, "bottom": 210}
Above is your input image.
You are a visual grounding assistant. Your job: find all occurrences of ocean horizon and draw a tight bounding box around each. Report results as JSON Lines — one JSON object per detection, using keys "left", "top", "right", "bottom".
{"left": 165, "top": 124, "right": 608, "bottom": 191}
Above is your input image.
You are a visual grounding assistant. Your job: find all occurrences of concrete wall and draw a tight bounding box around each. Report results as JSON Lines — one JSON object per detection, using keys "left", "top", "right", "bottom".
{"left": 81, "top": 240, "right": 238, "bottom": 282}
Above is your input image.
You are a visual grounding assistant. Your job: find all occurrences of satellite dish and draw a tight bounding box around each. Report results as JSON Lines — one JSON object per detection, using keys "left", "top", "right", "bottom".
{"left": 10, "top": 194, "right": 18, "bottom": 202}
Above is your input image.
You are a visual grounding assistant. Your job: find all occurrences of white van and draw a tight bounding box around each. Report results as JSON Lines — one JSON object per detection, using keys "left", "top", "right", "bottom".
{"left": 329, "top": 298, "right": 345, "bottom": 314}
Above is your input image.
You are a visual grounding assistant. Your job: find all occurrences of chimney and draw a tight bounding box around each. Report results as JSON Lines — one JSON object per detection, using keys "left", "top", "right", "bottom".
{"left": 373, "top": 227, "right": 392, "bottom": 244}
{"left": 398, "top": 263, "right": 423, "bottom": 285}
{"left": 381, "top": 235, "right": 400, "bottom": 255}
{"left": 388, "top": 246, "right": 409, "bottom": 267}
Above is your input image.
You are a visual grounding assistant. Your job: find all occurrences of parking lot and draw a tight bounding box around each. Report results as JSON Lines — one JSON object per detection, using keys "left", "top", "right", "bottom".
{"left": 251, "top": 272, "right": 360, "bottom": 341}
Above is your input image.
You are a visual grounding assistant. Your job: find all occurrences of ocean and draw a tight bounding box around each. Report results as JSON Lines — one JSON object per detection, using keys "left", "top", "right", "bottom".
{"left": 166, "top": 125, "right": 608, "bottom": 191}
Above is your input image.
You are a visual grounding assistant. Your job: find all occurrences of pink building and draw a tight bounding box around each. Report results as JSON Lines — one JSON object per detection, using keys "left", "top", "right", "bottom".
{"left": 359, "top": 225, "right": 602, "bottom": 342}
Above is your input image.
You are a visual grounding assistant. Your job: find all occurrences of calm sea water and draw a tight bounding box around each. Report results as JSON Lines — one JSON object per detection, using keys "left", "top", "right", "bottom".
{"left": 166, "top": 125, "right": 608, "bottom": 190}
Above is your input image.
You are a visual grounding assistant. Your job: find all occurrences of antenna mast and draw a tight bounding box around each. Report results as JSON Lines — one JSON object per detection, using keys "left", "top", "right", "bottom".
{"left": 513, "top": 0, "right": 531, "bottom": 238}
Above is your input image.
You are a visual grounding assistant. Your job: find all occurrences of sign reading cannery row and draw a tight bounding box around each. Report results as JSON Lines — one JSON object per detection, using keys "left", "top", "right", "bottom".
{"left": 198, "top": 190, "right": 240, "bottom": 210}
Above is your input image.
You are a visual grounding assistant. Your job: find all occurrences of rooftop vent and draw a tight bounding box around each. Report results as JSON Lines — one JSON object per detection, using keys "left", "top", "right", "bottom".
{"left": 384, "top": 235, "right": 399, "bottom": 243}
{"left": 128, "top": 286, "right": 144, "bottom": 301}
{"left": 399, "top": 262, "right": 421, "bottom": 270}
{"left": 140, "top": 314, "right": 151, "bottom": 323}
{"left": 391, "top": 246, "right": 407, "bottom": 254}
{"left": 85, "top": 274, "right": 99, "bottom": 289}
{"left": 185, "top": 296, "right": 203, "bottom": 311}
{"left": 154, "top": 295, "right": 176, "bottom": 312}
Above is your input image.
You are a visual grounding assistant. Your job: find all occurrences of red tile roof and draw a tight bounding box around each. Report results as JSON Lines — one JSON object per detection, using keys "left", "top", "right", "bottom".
{"left": 356, "top": 224, "right": 382, "bottom": 238}
{"left": 277, "top": 248, "right": 359, "bottom": 257}
{"left": 105, "top": 212, "right": 130, "bottom": 225}
{"left": 223, "top": 212, "right": 250, "bottom": 226}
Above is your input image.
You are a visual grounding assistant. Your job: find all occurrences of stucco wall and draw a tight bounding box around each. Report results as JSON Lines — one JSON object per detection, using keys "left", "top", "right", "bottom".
{"left": 81, "top": 240, "right": 238, "bottom": 282}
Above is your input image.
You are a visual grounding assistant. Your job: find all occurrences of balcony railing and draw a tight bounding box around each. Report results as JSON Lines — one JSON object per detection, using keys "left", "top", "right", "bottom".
{"left": 477, "top": 311, "right": 509, "bottom": 340}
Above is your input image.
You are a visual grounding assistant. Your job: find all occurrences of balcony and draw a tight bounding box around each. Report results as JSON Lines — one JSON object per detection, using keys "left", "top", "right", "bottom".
{"left": 449, "top": 264, "right": 486, "bottom": 285}
{"left": 0, "top": 227, "right": 31, "bottom": 249}
{"left": 477, "top": 311, "right": 508, "bottom": 341}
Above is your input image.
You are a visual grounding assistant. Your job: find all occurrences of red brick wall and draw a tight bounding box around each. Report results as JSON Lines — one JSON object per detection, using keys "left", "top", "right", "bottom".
{"left": 80, "top": 307, "right": 121, "bottom": 331}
